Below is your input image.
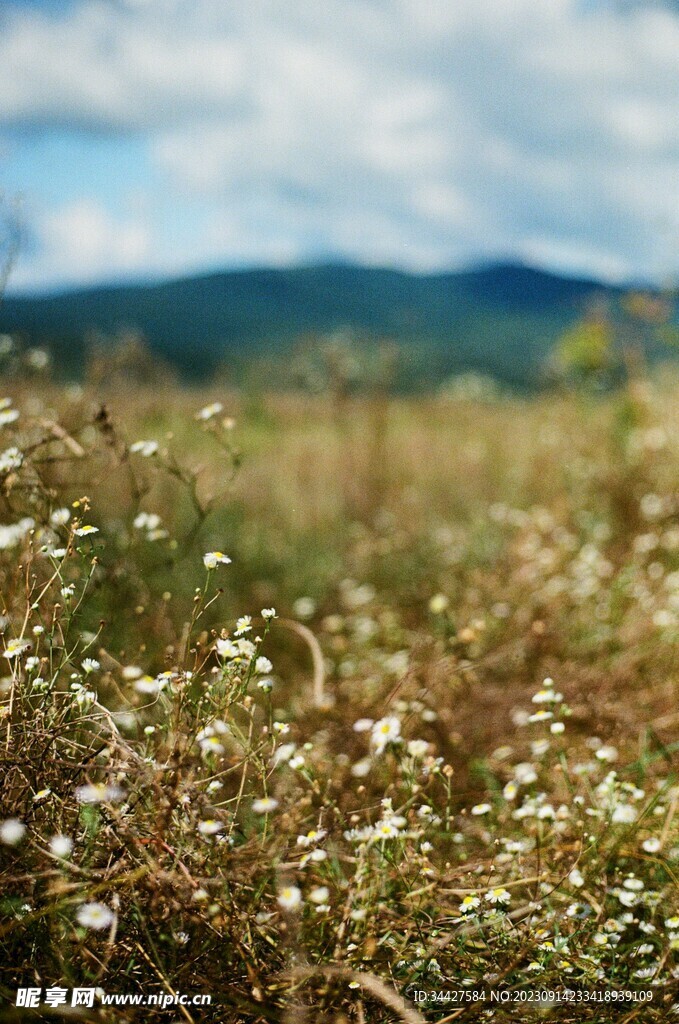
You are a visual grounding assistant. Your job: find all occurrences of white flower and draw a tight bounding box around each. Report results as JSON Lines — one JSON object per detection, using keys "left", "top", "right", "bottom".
{"left": 129, "top": 440, "right": 158, "bottom": 457}
{"left": 215, "top": 638, "right": 238, "bottom": 659}
{"left": 76, "top": 902, "right": 115, "bottom": 930}
{"left": 122, "top": 665, "right": 143, "bottom": 680}
{"left": 197, "top": 819, "right": 224, "bottom": 836}
{"left": 459, "top": 894, "right": 481, "bottom": 913}
{"left": 371, "top": 716, "right": 401, "bottom": 753}
{"left": 0, "top": 447, "right": 23, "bottom": 473}
{"left": 292, "top": 597, "right": 316, "bottom": 619}
{"left": 0, "top": 818, "right": 26, "bottom": 845}
{"left": 486, "top": 887, "right": 511, "bottom": 905}
{"left": 3, "top": 638, "right": 31, "bottom": 659}
{"left": 353, "top": 718, "right": 374, "bottom": 733}
{"left": 470, "top": 803, "right": 492, "bottom": 816}
{"left": 261, "top": 607, "right": 277, "bottom": 620}
{"left": 277, "top": 886, "right": 302, "bottom": 911}
{"left": 528, "top": 710, "right": 553, "bottom": 722}
{"left": 532, "top": 688, "right": 563, "bottom": 704}
{"left": 196, "top": 401, "right": 224, "bottom": 421}
{"left": 351, "top": 757, "right": 372, "bottom": 777}
{"left": 81, "top": 658, "right": 100, "bottom": 674}
{"left": 550, "top": 722, "right": 565, "bottom": 735}
{"left": 203, "top": 551, "right": 231, "bottom": 570}
{"left": 428, "top": 593, "right": 449, "bottom": 614}
{"left": 309, "top": 886, "right": 329, "bottom": 904}
{"left": 255, "top": 656, "right": 273, "bottom": 674}
{"left": 75, "top": 783, "right": 124, "bottom": 804}
{"left": 514, "top": 763, "right": 538, "bottom": 784}
{"left": 199, "top": 735, "right": 225, "bottom": 757}
{"left": 74, "top": 524, "right": 99, "bottom": 537}
{"left": 252, "top": 797, "right": 278, "bottom": 814}
{"left": 134, "top": 676, "right": 161, "bottom": 694}
{"left": 0, "top": 407, "right": 19, "bottom": 427}
{"left": 612, "top": 804, "right": 637, "bottom": 824}
{"left": 596, "top": 746, "right": 618, "bottom": 763}
{"left": 297, "top": 828, "right": 327, "bottom": 847}
{"left": 289, "top": 755, "right": 305, "bottom": 769}
{"left": 568, "top": 868, "right": 584, "bottom": 888}
{"left": 50, "top": 507, "right": 71, "bottom": 526}
{"left": 642, "top": 838, "right": 661, "bottom": 854}
{"left": 271, "top": 742, "right": 296, "bottom": 766}
{"left": 49, "top": 835, "right": 73, "bottom": 858}
{"left": 406, "top": 739, "right": 430, "bottom": 759}
{"left": 235, "top": 616, "right": 252, "bottom": 635}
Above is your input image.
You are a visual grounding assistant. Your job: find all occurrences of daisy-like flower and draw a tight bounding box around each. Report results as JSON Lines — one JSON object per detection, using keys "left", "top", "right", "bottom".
{"left": 235, "top": 616, "right": 252, "bottom": 635}
{"left": 49, "top": 835, "right": 73, "bottom": 858}
{"left": 528, "top": 710, "right": 553, "bottom": 723}
{"left": 252, "top": 797, "right": 279, "bottom": 814}
{"left": 642, "top": 837, "right": 661, "bottom": 854}
{"left": 3, "top": 638, "right": 31, "bottom": 659}
{"left": 196, "top": 402, "right": 224, "bottom": 421}
{"left": 470, "top": 803, "right": 492, "bottom": 816}
{"left": 0, "top": 407, "right": 19, "bottom": 427}
{"left": 486, "top": 887, "right": 511, "bottom": 905}
{"left": 50, "top": 507, "right": 71, "bottom": 526}
{"left": 199, "top": 735, "right": 225, "bottom": 757}
{"left": 277, "top": 886, "right": 302, "bottom": 911}
{"left": 75, "top": 783, "right": 124, "bottom": 804}
{"left": 297, "top": 828, "right": 327, "bottom": 847}
{"left": 129, "top": 440, "right": 158, "bottom": 457}
{"left": 309, "top": 886, "right": 329, "bottom": 905}
{"left": 134, "top": 676, "right": 161, "bottom": 694}
{"left": 371, "top": 716, "right": 401, "bottom": 753}
{"left": 74, "top": 524, "right": 99, "bottom": 537}
{"left": 459, "top": 894, "right": 481, "bottom": 914}
{"left": 122, "top": 665, "right": 143, "bottom": 680}
{"left": 261, "top": 607, "right": 277, "bottom": 621}
{"left": 76, "top": 902, "right": 115, "bottom": 930}
{"left": 611, "top": 804, "right": 637, "bottom": 824}
{"left": 353, "top": 718, "right": 374, "bottom": 733}
{"left": 81, "top": 658, "right": 100, "bottom": 674}
{"left": 255, "top": 656, "right": 273, "bottom": 674}
{"left": 203, "top": 551, "right": 231, "bottom": 570}
{"left": 568, "top": 868, "right": 585, "bottom": 888}
{"left": 197, "top": 819, "right": 224, "bottom": 836}
{"left": 33, "top": 788, "right": 51, "bottom": 802}
{"left": 550, "top": 722, "right": 565, "bottom": 735}
{"left": 374, "top": 820, "right": 400, "bottom": 840}
{"left": 407, "top": 739, "right": 430, "bottom": 759}
{"left": 215, "top": 638, "right": 238, "bottom": 659}
{"left": 0, "top": 447, "right": 23, "bottom": 473}
{"left": 0, "top": 818, "right": 26, "bottom": 845}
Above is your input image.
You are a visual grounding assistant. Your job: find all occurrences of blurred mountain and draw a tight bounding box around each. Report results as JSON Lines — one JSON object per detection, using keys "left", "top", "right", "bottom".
{"left": 0, "top": 262, "right": 620, "bottom": 387}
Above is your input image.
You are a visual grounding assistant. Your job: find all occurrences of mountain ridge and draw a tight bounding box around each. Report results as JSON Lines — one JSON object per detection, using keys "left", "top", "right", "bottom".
{"left": 0, "top": 261, "right": 626, "bottom": 387}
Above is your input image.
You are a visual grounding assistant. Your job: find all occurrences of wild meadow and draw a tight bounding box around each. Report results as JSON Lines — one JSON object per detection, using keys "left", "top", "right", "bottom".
{"left": 1, "top": 359, "right": 678, "bottom": 1022}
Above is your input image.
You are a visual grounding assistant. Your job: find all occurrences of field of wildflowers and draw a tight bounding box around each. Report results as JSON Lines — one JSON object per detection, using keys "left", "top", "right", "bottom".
{"left": 1, "top": 370, "right": 678, "bottom": 1022}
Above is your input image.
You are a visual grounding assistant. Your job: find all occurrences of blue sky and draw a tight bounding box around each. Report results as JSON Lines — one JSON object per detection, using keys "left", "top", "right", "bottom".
{"left": 1, "top": 0, "right": 679, "bottom": 293}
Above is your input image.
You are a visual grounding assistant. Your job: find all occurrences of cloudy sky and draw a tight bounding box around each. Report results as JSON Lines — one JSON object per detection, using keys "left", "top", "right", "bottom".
{"left": 1, "top": 0, "right": 679, "bottom": 293}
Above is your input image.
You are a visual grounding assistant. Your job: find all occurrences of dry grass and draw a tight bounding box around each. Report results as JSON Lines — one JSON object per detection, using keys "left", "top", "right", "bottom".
{"left": 0, "top": 373, "right": 678, "bottom": 1022}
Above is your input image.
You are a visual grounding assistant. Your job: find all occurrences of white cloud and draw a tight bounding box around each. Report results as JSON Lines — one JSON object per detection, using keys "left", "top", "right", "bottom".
{"left": 2, "top": 0, "right": 679, "bottom": 285}
{"left": 10, "top": 199, "right": 151, "bottom": 290}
